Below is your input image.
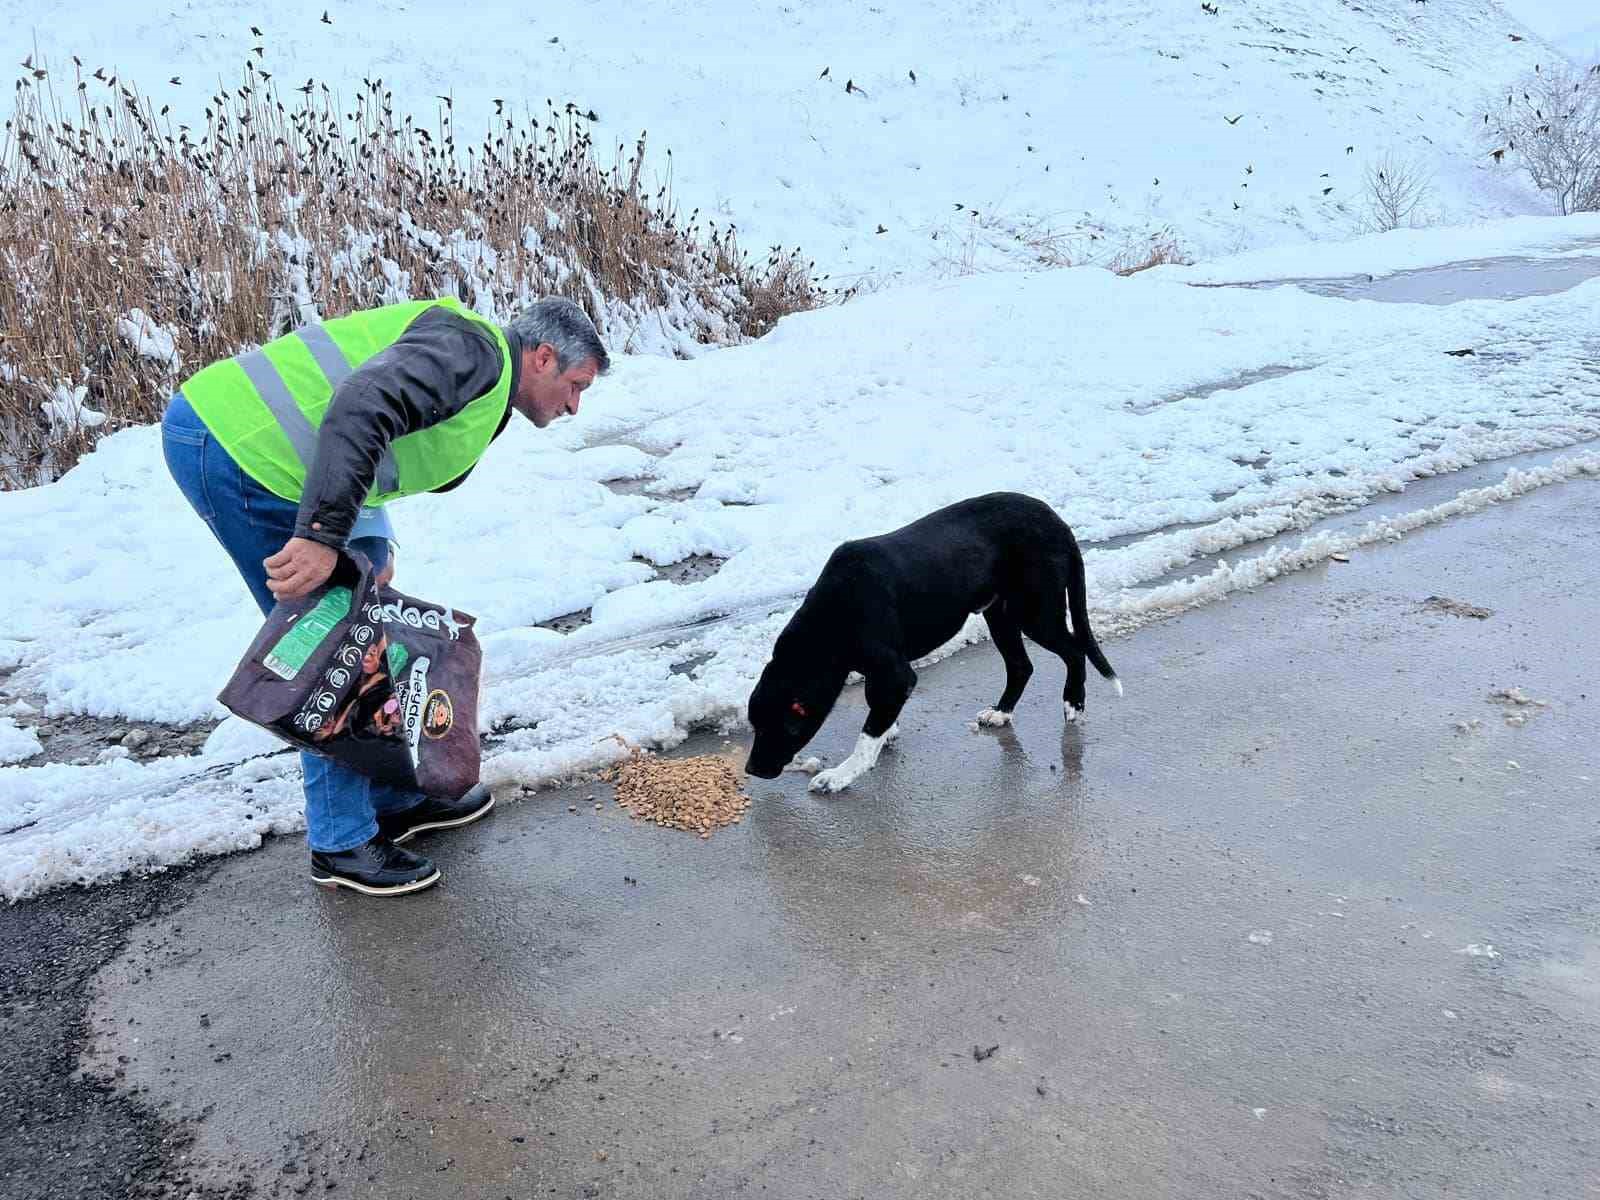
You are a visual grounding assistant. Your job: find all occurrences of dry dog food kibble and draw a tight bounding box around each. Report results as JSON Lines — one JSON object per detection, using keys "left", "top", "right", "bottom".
{"left": 601, "top": 745, "right": 752, "bottom": 839}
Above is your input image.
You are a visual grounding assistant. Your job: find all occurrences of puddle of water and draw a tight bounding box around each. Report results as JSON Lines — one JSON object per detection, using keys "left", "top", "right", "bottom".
{"left": 1242, "top": 254, "right": 1600, "bottom": 305}
{"left": 668, "top": 650, "right": 717, "bottom": 677}
{"left": 534, "top": 555, "right": 728, "bottom": 639}
{"left": 1128, "top": 364, "right": 1306, "bottom": 414}
{"left": 645, "top": 552, "right": 726, "bottom": 586}
{"left": 536, "top": 610, "right": 592, "bottom": 635}
{"left": 605, "top": 478, "right": 696, "bottom": 502}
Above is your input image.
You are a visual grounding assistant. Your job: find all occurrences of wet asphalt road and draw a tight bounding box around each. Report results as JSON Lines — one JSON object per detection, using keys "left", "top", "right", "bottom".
{"left": 49, "top": 474, "right": 1600, "bottom": 1200}
{"left": 0, "top": 863, "right": 251, "bottom": 1200}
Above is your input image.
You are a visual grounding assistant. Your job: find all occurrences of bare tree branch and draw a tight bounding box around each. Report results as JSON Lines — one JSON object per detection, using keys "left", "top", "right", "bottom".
{"left": 1482, "top": 62, "right": 1600, "bottom": 215}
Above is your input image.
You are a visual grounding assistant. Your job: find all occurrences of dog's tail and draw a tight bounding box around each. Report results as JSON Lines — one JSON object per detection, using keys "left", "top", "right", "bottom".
{"left": 1062, "top": 532, "right": 1122, "bottom": 696}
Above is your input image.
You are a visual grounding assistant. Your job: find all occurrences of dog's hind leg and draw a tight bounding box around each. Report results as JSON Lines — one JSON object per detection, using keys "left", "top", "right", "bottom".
{"left": 1013, "top": 578, "right": 1091, "bottom": 723}
{"left": 976, "top": 604, "right": 1032, "bottom": 727}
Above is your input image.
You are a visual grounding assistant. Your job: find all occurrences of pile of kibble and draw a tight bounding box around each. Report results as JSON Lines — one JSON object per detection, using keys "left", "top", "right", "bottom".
{"left": 601, "top": 747, "right": 752, "bottom": 839}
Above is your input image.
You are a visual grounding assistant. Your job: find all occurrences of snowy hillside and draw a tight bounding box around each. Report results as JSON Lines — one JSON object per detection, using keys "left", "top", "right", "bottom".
{"left": 0, "top": 0, "right": 1570, "bottom": 284}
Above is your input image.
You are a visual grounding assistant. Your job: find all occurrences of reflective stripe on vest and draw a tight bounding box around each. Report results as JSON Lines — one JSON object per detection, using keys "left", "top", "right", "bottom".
{"left": 237, "top": 328, "right": 400, "bottom": 495}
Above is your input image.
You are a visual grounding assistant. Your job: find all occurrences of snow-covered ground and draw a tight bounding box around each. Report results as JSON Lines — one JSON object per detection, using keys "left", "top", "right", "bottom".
{"left": 3, "top": 215, "right": 1600, "bottom": 900}
{"left": 0, "top": 0, "right": 1582, "bottom": 283}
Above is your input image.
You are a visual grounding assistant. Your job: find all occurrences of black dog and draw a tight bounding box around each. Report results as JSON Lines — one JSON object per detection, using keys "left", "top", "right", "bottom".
{"left": 745, "top": 492, "right": 1120, "bottom": 790}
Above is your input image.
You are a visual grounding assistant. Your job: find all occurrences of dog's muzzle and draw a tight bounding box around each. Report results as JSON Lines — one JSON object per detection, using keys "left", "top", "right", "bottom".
{"left": 743, "top": 757, "right": 784, "bottom": 780}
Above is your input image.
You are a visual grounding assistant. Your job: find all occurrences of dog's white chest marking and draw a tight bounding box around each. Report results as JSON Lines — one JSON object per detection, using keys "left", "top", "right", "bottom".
{"left": 809, "top": 726, "right": 897, "bottom": 793}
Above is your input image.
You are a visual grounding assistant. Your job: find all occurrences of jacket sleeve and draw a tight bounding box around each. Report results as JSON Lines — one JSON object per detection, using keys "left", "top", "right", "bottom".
{"left": 293, "top": 308, "right": 506, "bottom": 548}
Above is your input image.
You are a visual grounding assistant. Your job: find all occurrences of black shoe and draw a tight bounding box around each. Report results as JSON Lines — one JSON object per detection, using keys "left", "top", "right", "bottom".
{"left": 310, "top": 835, "right": 440, "bottom": 896}
{"left": 377, "top": 783, "right": 496, "bottom": 845}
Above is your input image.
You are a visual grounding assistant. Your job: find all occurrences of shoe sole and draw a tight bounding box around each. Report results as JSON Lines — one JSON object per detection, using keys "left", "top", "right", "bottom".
{"left": 391, "top": 793, "right": 496, "bottom": 844}
{"left": 309, "top": 868, "right": 442, "bottom": 896}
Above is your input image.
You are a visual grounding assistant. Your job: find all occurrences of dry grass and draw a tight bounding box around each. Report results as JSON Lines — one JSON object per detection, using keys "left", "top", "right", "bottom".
{"left": 929, "top": 207, "right": 1088, "bottom": 277}
{"left": 1108, "top": 229, "right": 1192, "bottom": 276}
{"left": 0, "top": 54, "right": 837, "bottom": 487}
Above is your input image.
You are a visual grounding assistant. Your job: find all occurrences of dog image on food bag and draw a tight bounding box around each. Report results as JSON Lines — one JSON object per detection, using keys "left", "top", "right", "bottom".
{"left": 744, "top": 492, "right": 1121, "bottom": 792}
{"left": 312, "top": 633, "right": 397, "bottom": 744}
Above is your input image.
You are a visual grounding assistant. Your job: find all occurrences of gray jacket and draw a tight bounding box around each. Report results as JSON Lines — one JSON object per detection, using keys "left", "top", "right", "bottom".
{"left": 296, "top": 307, "right": 523, "bottom": 548}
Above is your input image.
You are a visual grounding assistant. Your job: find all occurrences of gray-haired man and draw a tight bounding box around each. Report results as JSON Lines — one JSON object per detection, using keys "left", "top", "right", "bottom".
{"left": 164, "top": 296, "right": 609, "bottom": 895}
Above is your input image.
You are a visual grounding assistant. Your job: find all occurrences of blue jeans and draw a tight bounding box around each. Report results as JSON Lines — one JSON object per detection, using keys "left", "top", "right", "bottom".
{"left": 161, "top": 392, "right": 424, "bottom": 853}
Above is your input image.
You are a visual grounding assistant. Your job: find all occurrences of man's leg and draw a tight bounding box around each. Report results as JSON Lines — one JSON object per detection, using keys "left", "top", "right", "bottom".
{"left": 162, "top": 396, "right": 438, "bottom": 892}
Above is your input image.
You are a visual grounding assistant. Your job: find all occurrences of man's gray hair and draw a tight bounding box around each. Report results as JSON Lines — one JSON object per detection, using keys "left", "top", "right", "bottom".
{"left": 506, "top": 297, "right": 610, "bottom": 374}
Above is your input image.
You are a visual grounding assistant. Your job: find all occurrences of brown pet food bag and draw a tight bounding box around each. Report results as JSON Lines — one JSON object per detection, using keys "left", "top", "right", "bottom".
{"left": 218, "top": 551, "right": 482, "bottom": 798}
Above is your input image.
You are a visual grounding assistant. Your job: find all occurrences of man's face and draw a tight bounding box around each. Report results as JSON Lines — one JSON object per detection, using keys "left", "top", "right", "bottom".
{"left": 517, "top": 344, "right": 598, "bottom": 428}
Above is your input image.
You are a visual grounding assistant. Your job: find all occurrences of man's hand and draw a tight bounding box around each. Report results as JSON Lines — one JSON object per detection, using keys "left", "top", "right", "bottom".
{"left": 264, "top": 537, "right": 338, "bottom": 601}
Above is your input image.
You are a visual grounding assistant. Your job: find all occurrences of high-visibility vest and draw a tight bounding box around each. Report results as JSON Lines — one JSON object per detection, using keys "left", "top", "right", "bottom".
{"left": 179, "top": 297, "right": 512, "bottom": 506}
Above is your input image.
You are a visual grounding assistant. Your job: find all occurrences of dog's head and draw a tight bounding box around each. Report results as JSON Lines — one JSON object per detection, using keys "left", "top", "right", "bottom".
{"left": 744, "top": 649, "right": 848, "bottom": 779}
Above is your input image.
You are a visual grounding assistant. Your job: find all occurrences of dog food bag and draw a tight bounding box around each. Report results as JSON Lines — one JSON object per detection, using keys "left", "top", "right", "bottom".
{"left": 218, "top": 551, "right": 482, "bottom": 798}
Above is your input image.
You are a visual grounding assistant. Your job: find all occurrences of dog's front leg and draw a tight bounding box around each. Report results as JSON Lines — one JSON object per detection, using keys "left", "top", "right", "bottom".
{"left": 810, "top": 655, "right": 916, "bottom": 793}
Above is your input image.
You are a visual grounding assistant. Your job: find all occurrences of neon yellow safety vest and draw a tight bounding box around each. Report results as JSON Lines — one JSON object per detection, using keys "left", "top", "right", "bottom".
{"left": 179, "top": 297, "right": 512, "bottom": 507}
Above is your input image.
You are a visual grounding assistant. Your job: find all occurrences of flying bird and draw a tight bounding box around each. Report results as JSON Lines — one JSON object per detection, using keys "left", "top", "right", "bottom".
{"left": 846, "top": 78, "right": 867, "bottom": 95}
{"left": 1224, "top": 113, "right": 1243, "bottom": 124}
{"left": 909, "top": 69, "right": 917, "bottom": 82}
{"left": 251, "top": 24, "right": 262, "bottom": 35}
{"left": 321, "top": 10, "right": 332, "bottom": 24}
{"left": 875, "top": 224, "right": 887, "bottom": 234}
{"left": 169, "top": 76, "right": 181, "bottom": 85}
{"left": 819, "top": 66, "right": 829, "bottom": 79}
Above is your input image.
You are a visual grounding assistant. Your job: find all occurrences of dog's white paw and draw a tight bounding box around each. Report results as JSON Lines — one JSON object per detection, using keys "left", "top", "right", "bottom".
{"left": 976, "top": 707, "right": 1013, "bottom": 728}
{"left": 809, "top": 731, "right": 887, "bottom": 792}
{"left": 1063, "top": 701, "right": 1082, "bottom": 724}
{"left": 883, "top": 722, "right": 901, "bottom": 743}
{"left": 809, "top": 766, "right": 855, "bottom": 793}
